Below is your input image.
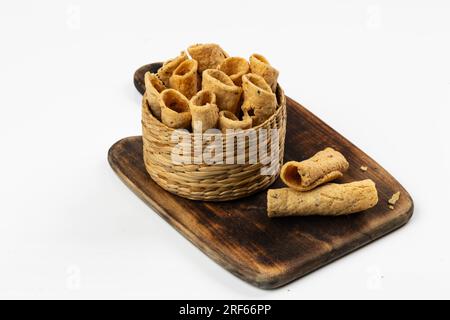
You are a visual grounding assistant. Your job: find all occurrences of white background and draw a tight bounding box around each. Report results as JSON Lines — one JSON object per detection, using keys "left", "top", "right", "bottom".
{"left": 0, "top": 0, "right": 449, "bottom": 300}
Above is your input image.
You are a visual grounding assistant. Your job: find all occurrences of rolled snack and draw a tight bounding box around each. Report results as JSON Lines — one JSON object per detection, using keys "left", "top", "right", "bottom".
{"left": 218, "top": 111, "right": 252, "bottom": 132}
{"left": 144, "top": 72, "right": 166, "bottom": 120}
{"left": 249, "top": 54, "right": 279, "bottom": 92}
{"left": 157, "top": 51, "right": 189, "bottom": 86}
{"left": 188, "top": 43, "right": 229, "bottom": 73}
{"left": 190, "top": 90, "right": 219, "bottom": 132}
{"left": 241, "top": 73, "right": 277, "bottom": 126}
{"left": 202, "top": 69, "right": 242, "bottom": 114}
{"left": 267, "top": 180, "right": 379, "bottom": 218}
{"left": 169, "top": 59, "right": 198, "bottom": 99}
{"left": 218, "top": 57, "right": 250, "bottom": 86}
{"left": 160, "top": 89, "right": 192, "bottom": 129}
{"left": 281, "top": 148, "right": 349, "bottom": 191}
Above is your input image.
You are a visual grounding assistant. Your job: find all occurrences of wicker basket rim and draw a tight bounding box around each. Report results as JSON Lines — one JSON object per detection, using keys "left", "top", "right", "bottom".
{"left": 143, "top": 84, "right": 286, "bottom": 136}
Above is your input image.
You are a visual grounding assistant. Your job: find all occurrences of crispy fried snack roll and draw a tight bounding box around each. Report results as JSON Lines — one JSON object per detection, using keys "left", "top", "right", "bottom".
{"left": 160, "top": 89, "right": 192, "bottom": 129}
{"left": 249, "top": 54, "right": 279, "bottom": 92}
{"left": 189, "top": 90, "right": 219, "bottom": 132}
{"left": 188, "top": 43, "right": 229, "bottom": 73}
{"left": 267, "top": 180, "right": 379, "bottom": 217}
{"left": 218, "top": 57, "right": 250, "bottom": 86}
{"left": 169, "top": 59, "right": 198, "bottom": 99}
{"left": 281, "top": 148, "right": 349, "bottom": 191}
{"left": 157, "top": 51, "right": 189, "bottom": 86}
{"left": 144, "top": 72, "right": 166, "bottom": 120}
{"left": 202, "top": 69, "right": 243, "bottom": 114}
{"left": 241, "top": 74, "right": 277, "bottom": 126}
{"left": 218, "top": 111, "right": 252, "bottom": 132}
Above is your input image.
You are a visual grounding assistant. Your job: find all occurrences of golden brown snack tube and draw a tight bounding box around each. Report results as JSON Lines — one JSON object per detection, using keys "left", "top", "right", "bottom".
{"left": 281, "top": 148, "right": 349, "bottom": 191}
{"left": 169, "top": 59, "right": 198, "bottom": 99}
{"left": 144, "top": 72, "right": 166, "bottom": 120}
{"left": 218, "top": 111, "right": 252, "bottom": 132}
{"left": 218, "top": 57, "right": 250, "bottom": 86}
{"left": 187, "top": 43, "right": 228, "bottom": 73}
{"left": 267, "top": 180, "right": 379, "bottom": 217}
{"left": 241, "top": 73, "right": 277, "bottom": 126}
{"left": 249, "top": 53, "right": 279, "bottom": 92}
{"left": 160, "top": 89, "right": 192, "bottom": 129}
{"left": 202, "top": 69, "right": 243, "bottom": 114}
{"left": 157, "top": 51, "right": 189, "bottom": 86}
{"left": 190, "top": 90, "right": 219, "bottom": 132}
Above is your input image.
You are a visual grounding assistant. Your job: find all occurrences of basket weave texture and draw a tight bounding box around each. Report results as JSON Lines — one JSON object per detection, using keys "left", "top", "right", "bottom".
{"left": 142, "top": 84, "right": 287, "bottom": 201}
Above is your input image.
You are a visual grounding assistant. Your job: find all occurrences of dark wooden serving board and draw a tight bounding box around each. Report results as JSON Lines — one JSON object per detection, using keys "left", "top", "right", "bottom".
{"left": 107, "top": 64, "right": 413, "bottom": 289}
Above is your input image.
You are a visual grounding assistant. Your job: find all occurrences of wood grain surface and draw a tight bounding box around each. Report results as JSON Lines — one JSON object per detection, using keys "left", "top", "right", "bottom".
{"left": 107, "top": 63, "right": 414, "bottom": 289}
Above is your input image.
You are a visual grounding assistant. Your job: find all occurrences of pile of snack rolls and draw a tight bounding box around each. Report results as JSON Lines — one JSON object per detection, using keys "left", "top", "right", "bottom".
{"left": 144, "top": 44, "right": 280, "bottom": 133}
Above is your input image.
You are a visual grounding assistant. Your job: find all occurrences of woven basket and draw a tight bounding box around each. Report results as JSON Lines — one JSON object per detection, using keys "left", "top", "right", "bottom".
{"left": 142, "top": 75, "right": 287, "bottom": 201}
